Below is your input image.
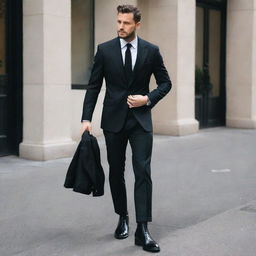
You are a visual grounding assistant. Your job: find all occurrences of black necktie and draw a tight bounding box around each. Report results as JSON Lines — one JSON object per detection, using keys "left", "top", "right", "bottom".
{"left": 124, "top": 43, "right": 132, "bottom": 82}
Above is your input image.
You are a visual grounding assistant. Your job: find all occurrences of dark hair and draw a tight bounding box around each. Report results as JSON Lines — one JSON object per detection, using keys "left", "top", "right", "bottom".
{"left": 117, "top": 5, "right": 141, "bottom": 23}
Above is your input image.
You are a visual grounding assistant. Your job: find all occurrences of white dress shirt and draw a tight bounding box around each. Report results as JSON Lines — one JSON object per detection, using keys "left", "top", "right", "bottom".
{"left": 120, "top": 36, "right": 138, "bottom": 70}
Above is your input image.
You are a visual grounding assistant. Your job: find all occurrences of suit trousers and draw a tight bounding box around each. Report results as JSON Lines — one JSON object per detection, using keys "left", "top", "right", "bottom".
{"left": 103, "top": 110, "right": 153, "bottom": 222}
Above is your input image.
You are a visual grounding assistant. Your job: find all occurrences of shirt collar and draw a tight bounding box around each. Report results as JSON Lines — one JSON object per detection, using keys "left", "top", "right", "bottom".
{"left": 120, "top": 36, "right": 138, "bottom": 49}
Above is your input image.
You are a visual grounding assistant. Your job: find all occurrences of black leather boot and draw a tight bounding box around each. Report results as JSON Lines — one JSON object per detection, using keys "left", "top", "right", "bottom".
{"left": 135, "top": 222, "right": 160, "bottom": 253}
{"left": 114, "top": 215, "right": 129, "bottom": 239}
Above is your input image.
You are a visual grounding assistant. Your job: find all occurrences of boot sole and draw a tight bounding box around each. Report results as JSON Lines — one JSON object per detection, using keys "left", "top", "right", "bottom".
{"left": 115, "top": 234, "right": 129, "bottom": 239}
{"left": 135, "top": 237, "right": 160, "bottom": 253}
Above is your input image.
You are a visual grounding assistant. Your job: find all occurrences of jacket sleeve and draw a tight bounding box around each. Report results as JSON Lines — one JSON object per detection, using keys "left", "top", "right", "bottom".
{"left": 147, "top": 47, "right": 172, "bottom": 108}
{"left": 81, "top": 45, "right": 104, "bottom": 122}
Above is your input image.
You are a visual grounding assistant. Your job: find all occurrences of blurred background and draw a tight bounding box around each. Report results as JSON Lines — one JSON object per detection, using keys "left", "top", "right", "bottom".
{"left": 0, "top": 0, "right": 255, "bottom": 161}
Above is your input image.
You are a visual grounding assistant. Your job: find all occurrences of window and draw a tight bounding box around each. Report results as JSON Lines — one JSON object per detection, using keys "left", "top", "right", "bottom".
{"left": 71, "top": 0, "right": 94, "bottom": 89}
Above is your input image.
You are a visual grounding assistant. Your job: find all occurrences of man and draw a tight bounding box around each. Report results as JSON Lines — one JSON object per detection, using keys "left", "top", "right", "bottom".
{"left": 81, "top": 5, "right": 171, "bottom": 253}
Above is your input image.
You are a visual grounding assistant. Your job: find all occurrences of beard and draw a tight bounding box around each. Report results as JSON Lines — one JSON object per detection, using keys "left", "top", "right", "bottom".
{"left": 117, "top": 30, "right": 136, "bottom": 41}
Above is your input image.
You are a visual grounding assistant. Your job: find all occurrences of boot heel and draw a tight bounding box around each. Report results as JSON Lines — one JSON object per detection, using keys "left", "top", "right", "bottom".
{"left": 135, "top": 237, "right": 142, "bottom": 246}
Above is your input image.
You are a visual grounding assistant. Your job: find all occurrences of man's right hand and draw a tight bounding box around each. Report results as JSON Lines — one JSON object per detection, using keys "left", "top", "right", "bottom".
{"left": 81, "top": 121, "right": 92, "bottom": 134}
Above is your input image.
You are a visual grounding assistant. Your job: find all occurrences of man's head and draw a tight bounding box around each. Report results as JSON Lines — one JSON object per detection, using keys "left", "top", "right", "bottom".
{"left": 117, "top": 5, "right": 141, "bottom": 42}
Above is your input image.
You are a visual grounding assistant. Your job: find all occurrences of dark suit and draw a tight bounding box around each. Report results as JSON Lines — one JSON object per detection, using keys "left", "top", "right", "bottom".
{"left": 81, "top": 37, "right": 171, "bottom": 222}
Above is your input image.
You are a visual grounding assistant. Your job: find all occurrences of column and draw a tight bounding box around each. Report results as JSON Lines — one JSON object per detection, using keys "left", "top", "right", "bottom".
{"left": 226, "top": 0, "right": 256, "bottom": 128}
{"left": 20, "top": 0, "right": 76, "bottom": 160}
{"left": 138, "top": 0, "right": 199, "bottom": 135}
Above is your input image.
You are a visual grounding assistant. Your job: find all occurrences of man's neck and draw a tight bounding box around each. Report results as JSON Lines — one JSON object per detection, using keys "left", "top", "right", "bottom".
{"left": 125, "top": 36, "right": 135, "bottom": 43}
{"left": 120, "top": 35, "right": 137, "bottom": 44}
{"left": 121, "top": 33, "right": 137, "bottom": 43}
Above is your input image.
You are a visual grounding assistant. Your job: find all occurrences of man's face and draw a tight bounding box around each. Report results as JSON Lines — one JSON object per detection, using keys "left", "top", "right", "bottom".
{"left": 117, "top": 12, "right": 140, "bottom": 41}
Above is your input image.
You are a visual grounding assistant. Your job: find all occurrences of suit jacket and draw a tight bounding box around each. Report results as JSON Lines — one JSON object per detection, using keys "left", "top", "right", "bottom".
{"left": 81, "top": 37, "right": 172, "bottom": 132}
{"left": 64, "top": 131, "right": 105, "bottom": 196}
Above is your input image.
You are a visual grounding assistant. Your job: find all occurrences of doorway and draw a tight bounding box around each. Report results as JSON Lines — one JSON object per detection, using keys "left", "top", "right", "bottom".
{"left": 195, "top": 0, "right": 227, "bottom": 128}
{"left": 0, "top": 0, "right": 22, "bottom": 156}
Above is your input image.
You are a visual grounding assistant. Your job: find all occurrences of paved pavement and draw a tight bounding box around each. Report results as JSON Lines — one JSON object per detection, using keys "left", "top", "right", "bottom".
{"left": 0, "top": 127, "right": 256, "bottom": 256}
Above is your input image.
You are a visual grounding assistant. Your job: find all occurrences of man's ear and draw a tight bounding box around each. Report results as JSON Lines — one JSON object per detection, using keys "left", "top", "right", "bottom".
{"left": 136, "top": 22, "right": 141, "bottom": 30}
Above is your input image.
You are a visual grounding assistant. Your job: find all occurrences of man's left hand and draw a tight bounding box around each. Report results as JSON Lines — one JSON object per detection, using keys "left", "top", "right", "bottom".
{"left": 127, "top": 95, "right": 148, "bottom": 108}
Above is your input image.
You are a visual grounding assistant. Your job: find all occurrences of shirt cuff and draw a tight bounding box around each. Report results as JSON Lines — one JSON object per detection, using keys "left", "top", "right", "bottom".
{"left": 146, "top": 97, "right": 151, "bottom": 106}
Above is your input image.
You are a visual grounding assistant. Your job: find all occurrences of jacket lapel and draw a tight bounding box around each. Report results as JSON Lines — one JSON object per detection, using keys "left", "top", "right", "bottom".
{"left": 128, "top": 37, "right": 148, "bottom": 88}
{"left": 113, "top": 38, "right": 127, "bottom": 86}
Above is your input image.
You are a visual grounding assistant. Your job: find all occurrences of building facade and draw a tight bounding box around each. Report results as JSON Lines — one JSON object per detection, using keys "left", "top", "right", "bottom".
{"left": 0, "top": 0, "right": 255, "bottom": 160}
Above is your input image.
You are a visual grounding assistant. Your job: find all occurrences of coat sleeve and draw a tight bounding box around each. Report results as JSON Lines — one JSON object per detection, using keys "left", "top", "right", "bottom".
{"left": 81, "top": 45, "right": 104, "bottom": 122}
{"left": 147, "top": 47, "right": 172, "bottom": 108}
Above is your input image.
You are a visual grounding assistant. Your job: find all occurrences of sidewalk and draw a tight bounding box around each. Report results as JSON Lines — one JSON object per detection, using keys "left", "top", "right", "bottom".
{"left": 0, "top": 127, "right": 256, "bottom": 256}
